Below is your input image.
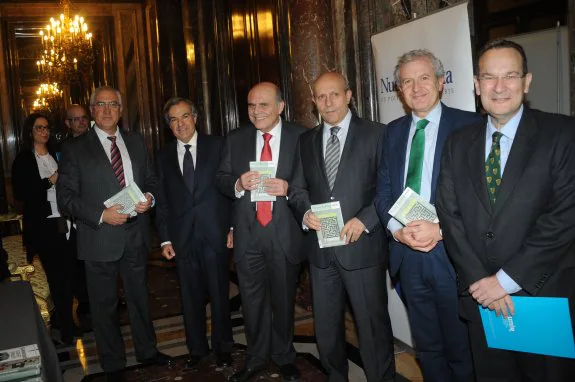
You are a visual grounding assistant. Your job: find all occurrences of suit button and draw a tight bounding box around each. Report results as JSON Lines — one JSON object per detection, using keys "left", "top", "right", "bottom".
{"left": 485, "top": 232, "right": 495, "bottom": 239}
{"left": 330, "top": 196, "right": 335, "bottom": 200}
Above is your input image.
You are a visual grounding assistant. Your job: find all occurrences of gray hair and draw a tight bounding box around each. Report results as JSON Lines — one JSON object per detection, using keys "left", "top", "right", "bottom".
{"left": 393, "top": 49, "right": 445, "bottom": 85}
{"left": 163, "top": 97, "right": 198, "bottom": 124}
{"left": 89, "top": 86, "right": 123, "bottom": 107}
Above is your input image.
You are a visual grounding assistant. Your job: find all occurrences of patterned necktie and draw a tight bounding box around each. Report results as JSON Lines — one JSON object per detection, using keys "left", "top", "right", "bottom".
{"left": 405, "top": 119, "right": 429, "bottom": 194}
{"left": 256, "top": 133, "right": 272, "bottom": 226}
{"left": 183, "top": 144, "right": 195, "bottom": 195}
{"left": 107, "top": 136, "right": 125, "bottom": 187}
{"left": 486, "top": 131, "right": 503, "bottom": 205}
{"left": 325, "top": 126, "right": 341, "bottom": 190}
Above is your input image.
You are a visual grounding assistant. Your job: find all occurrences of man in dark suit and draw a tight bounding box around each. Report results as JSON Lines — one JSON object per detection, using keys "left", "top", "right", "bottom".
{"left": 216, "top": 82, "right": 306, "bottom": 382}
{"left": 57, "top": 86, "right": 171, "bottom": 381}
{"left": 437, "top": 39, "right": 575, "bottom": 381}
{"left": 289, "top": 72, "right": 395, "bottom": 382}
{"left": 375, "top": 49, "right": 479, "bottom": 382}
{"left": 155, "top": 97, "right": 233, "bottom": 369}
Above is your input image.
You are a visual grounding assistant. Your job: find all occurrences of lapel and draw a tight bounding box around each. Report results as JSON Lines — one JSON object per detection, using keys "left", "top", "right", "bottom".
{"left": 492, "top": 109, "right": 538, "bottom": 217}
{"left": 312, "top": 125, "right": 330, "bottom": 189}
{"left": 466, "top": 123, "right": 492, "bottom": 214}
{"left": 194, "top": 133, "right": 208, "bottom": 194}
{"left": 166, "top": 139, "right": 188, "bottom": 191}
{"left": 395, "top": 117, "right": 412, "bottom": 195}
{"left": 86, "top": 128, "right": 120, "bottom": 188}
{"left": 335, "top": 116, "right": 359, "bottom": 191}
{"left": 431, "top": 104, "right": 453, "bottom": 201}
{"left": 120, "top": 129, "right": 139, "bottom": 184}
{"left": 275, "top": 123, "right": 291, "bottom": 180}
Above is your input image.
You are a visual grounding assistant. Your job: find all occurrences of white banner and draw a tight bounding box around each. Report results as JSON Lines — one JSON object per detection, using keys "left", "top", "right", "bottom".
{"left": 371, "top": 2, "right": 475, "bottom": 124}
{"left": 371, "top": 2, "right": 475, "bottom": 347}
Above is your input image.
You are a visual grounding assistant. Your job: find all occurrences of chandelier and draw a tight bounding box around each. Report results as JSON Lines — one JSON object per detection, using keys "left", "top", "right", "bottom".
{"left": 36, "top": 0, "right": 94, "bottom": 84}
{"left": 32, "top": 83, "right": 63, "bottom": 112}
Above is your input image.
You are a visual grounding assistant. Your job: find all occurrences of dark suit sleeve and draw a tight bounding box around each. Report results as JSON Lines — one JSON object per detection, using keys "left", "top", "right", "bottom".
{"left": 216, "top": 135, "right": 239, "bottom": 199}
{"left": 503, "top": 126, "right": 575, "bottom": 295}
{"left": 355, "top": 126, "right": 384, "bottom": 232}
{"left": 436, "top": 137, "right": 491, "bottom": 290}
{"left": 287, "top": 137, "right": 311, "bottom": 224}
{"left": 57, "top": 143, "right": 104, "bottom": 229}
{"left": 375, "top": 126, "right": 393, "bottom": 228}
{"left": 154, "top": 153, "right": 170, "bottom": 244}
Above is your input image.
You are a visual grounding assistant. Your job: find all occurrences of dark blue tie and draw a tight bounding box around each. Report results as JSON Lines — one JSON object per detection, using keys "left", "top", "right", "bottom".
{"left": 183, "top": 144, "right": 195, "bottom": 195}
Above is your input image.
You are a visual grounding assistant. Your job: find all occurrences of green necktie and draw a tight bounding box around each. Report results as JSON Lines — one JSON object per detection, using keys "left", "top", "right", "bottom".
{"left": 485, "top": 131, "right": 503, "bottom": 205}
{"left": 405, "top": 119, "right": 429, "bottom": 194}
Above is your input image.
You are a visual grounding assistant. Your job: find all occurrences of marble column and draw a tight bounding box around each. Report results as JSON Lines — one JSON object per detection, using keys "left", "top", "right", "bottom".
{"left": 289, "top": 0, "right": 335, "bottom": 128}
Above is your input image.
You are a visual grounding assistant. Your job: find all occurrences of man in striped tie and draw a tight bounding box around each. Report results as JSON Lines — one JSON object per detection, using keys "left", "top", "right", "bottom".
{"left": 289, "top": 72, "right": 395, "bottom": 381}
{"left": 58, "top": 86, "right": 171, "bottom": 382}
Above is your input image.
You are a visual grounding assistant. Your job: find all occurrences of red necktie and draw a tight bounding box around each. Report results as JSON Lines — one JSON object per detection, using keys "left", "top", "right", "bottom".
{"left": 256, "top": 133, "right": 272, "bottom": 226}
{"left": 107, "top": 136, "right": 125, "bottom": 187}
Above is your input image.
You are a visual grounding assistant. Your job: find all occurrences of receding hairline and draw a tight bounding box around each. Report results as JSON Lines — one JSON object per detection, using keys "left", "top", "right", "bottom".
{"left": 66, "top": 104, "right": 86, "bottom": 118}
{"left": 312, "top": 72, "right": 350, "bottom": 94}
{"left": 248, "top": 82, "right": 283, "bottom": 102}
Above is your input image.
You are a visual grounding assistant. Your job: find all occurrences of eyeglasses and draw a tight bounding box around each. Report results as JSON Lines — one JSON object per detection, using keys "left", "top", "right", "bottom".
{"left": 33, "top": 125, "right": 51, "bottom": 132}
{"left": 92, "top": 101, "right": 121, "bottom": 109}
{"left": 476, "top": 73, "right": 525, "bottom": 85}
{"left": 168, "top": 113, "right": 194, "bottom": 125}
{"left": 67, "top": 116, "right": 89, "bottom": 123}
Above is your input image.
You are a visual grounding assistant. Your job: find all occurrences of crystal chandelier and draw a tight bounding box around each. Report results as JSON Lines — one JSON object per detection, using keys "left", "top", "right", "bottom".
{"left": 36, "top": 0, "right": 94, "bottom": 84}
{"left": 32, "top": 82, "right": 63, "bottom": 112}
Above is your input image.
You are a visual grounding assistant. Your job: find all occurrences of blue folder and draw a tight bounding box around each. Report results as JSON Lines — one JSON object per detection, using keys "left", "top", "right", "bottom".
{"left": 479, "top": 296, "right": 575, "bottom": 359}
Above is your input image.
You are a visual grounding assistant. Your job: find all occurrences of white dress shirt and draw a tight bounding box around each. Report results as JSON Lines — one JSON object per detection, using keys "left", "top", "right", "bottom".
{"left": 177, "top": 131, "right": 198, "bottom": 172}
{"left": 387, "top": 102, "right": 442, "bottom": 235}
{"left": 94, "top": 125, "right": 135, "bottom": 186}
{"left": 235, "top": 120, "right": 282, "bottom": 199}
{"left": 35, "top": 152, "right": 60, "bottom": 218}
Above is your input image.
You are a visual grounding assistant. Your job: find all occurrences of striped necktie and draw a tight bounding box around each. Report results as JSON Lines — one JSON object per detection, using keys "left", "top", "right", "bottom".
{"left": 325, "top": 126, "right": 341, "bottom": 190}
{"left": 107, "top": 136, "right": 125, "bottom": 187}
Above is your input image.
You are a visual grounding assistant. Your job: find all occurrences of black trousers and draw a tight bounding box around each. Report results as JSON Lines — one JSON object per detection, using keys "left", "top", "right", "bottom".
{"left": 310, "top": 259, "right": 395, "bottom": 382}
{"left": 67, "top": 228, "right": 90, "bottom": 311}
{"left": 235, "top": 222, "right": 300, "bottom": 369}
{"left": 176, "top": 237, "right": 233, "bottom": 356}
{"left": 35, "top": 218, "right": 76, "bottom": 343}
{"left": 84, "top": 222, "right": 157, "bottom": 373}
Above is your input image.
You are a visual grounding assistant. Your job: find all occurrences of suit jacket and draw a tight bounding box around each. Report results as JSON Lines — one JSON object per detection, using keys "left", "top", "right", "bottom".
{"left": 289, "top": 115, "right": 387, "bottom": 270}
{"left": 12, "top": 149, "right": 56, "bottom": 247}
{"left": 436, "top": 107, "right": 575, "bottom": 319}
{"left": 375, "top": 103, "right": 482, "bottom": 276}
{"left": 216, "top": 121, "right": 307, "bottom": 264}
{"left": 57, "top": 128, "right": 157, "bottom": 262}
{"left": 155, "top": 134, "right": 231, "bottom": 256}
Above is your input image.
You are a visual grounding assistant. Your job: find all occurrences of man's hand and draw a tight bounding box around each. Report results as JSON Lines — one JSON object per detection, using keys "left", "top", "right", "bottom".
{"left": 49, "top": 171, "right": 58, "bottom": 185}
{"left": 487, "top": 295, "right": 515, "bottom": 318}
{"left": 403, "top": 220, "right": 441, "bottom": 252}
{"left": 263, "top": 178, "right": 288, "bottom": 196}
{"left": 237, "top": 171, "right": 260, "bottom": 192}
{"left": 340, "top": 217, "right": 366, "bottom": 244}
{"left": 135, "top": 193, "right": 153, "bottom": 214}
{"left": 393, "top": 226, "right": 434, "bottom": 251}
{"left": 303, "top": 211, "right": 321, "bottom": 231}
{"left": 227, "top": 230, "right": 234, "bottom": 249}
{"left": 161, "top": 244, "right": 176, "bottom": 260}
{"left": 469, "top": 275, "right": 508, "bottom": 307}
{"left": 102, "top": 205, "right": 129, "bottom": 226}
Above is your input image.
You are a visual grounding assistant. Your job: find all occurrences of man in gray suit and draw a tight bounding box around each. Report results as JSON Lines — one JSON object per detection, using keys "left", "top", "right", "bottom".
{"left": 289, "top": 72, "right": 395, "bottom": 382}
{"left": 57, "top": 86, "right": 171, "bottom": 381}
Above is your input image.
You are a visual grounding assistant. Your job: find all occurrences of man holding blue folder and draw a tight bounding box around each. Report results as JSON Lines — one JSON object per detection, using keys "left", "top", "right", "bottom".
{"left": 437, "top": 39, "right": 575, "bottom": 381}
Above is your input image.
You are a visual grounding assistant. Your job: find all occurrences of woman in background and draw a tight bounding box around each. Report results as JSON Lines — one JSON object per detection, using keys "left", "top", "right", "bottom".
{"left": 12, "top": 113, "right": 77, "bottom": 344}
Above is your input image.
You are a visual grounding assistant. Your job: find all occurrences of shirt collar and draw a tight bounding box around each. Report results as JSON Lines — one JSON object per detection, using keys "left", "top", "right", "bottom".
{"left": 257, "top": 118, "right": 282, "bottom": 139}
{"left": 95, "top": 125, "right": 120, "bottom": 141}
{"left": 487, "top": 104, "right": 524, "bottom": 140}
{"left": 177, "top": 130, "right": 198, "bottom": 149}
{"left": 323, "top": 109, "right": 352, "bottom": 134}
{"left": 411, "top": 102, "right": 442, "bottom": 126}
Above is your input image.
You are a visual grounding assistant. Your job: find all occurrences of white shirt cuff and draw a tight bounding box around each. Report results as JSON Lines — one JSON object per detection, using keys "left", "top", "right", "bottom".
{"left": 387, "top": 217, "right": 403, "bottom": 242}
{"left": 234, "top": 179, "right": 245, "bottom": 199}
{"left": 496, "top": 269, "right": 522, "bottom": 294}
{"left": 160, "top": 241, "right": 171, "bottom": 247}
